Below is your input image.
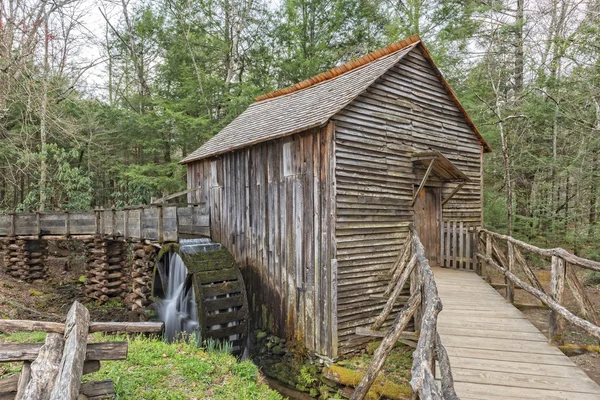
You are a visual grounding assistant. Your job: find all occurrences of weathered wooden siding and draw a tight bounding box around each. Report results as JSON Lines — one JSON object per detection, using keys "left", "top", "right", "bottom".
{"left": 186, "top": 124, "right": 338, "bottom": 358}
{"left": 331, "top": 46, "right": 483, "bottom": 356}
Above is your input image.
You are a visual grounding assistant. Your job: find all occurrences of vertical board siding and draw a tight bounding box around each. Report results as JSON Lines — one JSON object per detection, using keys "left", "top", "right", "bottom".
{"left": 440, "top": 221, "right": 477, "bottom": 270}
{"left": 332, "top": 46, "right": 482, "bottom": 356}
{"left": 186, "top": 124, "right": 337, "bottom": 358}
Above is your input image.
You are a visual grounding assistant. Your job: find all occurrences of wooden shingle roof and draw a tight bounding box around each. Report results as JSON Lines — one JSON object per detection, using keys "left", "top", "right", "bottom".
{"left": 181, "top": 36, "right": 490, "bottom": 164}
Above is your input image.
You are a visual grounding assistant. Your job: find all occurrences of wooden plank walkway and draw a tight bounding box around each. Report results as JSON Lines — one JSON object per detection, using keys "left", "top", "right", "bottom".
{"left": 433, "top": 267, "right": 600, "bottom": 400}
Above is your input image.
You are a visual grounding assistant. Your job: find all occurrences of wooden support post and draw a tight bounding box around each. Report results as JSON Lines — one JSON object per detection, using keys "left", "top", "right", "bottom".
{"left": 565, "top": 265, "right": 600, "bottom": 329}
{"left": 350, "top": 291, "right": 421, "bottom": 400}
{"left": 123, "top": 210, "right": 129, "bottom": 240}
{"left": 373, "top": 255, "right": 417, "bottom": 330}
{"left": 111, "top": 208, "right": 116, "bottom": 237}
{"left": 475, "top": 231, "right": 482, "bottom": 275}
{"left": 18, "top": 333, "right": 64, "bottom": 400}
{"left": 549, "top": 256, "right": 566, "bottom": 344}
{"left": 158, "top": 205, "right": 163, "bottom": 242}
{"left": 49, "top": 301, "right": 90, "bottom": 400}
{"left": 441, "top": 182, "right": 465, "bottom": 206}
{"left": 507, "top": 241, "right": 515, "bottom": 303}
{"left": 485, "top": 233, "right": 492, "bottom": 283}
{"left": 412, "top": 159, "right": 435, "bottom": 206}
{"left": 15, "top": 361, "right": 31, "bottom": 400}
{"left": 35, "top": 213, "right": 40, "bottom": 238}
{"left": 513, "top": 245, "right": 545, "bottom": 292}
{"left": 384, "top": 237, "right": 412, "bottom": 297}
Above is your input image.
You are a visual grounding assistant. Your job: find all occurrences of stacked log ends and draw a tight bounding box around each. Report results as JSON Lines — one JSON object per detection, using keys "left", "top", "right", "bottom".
{"left": 0, "top": 238, "right": 48, "bottom": 282}
{"left": 125, "top": 243, "right": 157, "bottom": 311}
{"left": 85, "top": 237, "right": 129, "bottom": 304}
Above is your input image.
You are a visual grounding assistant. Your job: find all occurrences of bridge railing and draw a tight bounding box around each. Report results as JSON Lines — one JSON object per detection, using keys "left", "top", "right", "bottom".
{"left": 477, "top": 229, "right": 600, "bottom": 344}
{"left": 352, "top": 224, "right": 458, "bottom": 400}
{"left": 0, "top": 204, "right": 209, "bottom": 242}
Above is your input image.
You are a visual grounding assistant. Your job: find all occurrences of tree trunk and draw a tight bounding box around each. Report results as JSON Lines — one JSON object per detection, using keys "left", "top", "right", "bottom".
{"left": 39, "top": 18, "right": 50, "bottom": 212}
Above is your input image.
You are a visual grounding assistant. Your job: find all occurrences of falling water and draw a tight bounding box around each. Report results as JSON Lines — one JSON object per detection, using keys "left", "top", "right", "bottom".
{"left": 156, "top": 252, "right": 200, "bottom": 341}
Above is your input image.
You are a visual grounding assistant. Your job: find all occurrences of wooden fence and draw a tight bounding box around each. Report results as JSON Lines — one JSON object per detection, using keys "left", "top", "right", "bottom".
{"left": 0, "top": 301, "right": 164, "bottom": 400}
{"left": 352, "top": 225, "right": 457, "bottom": 400}
{"left": 0, "top": 204, "right": 210, "bottom": 242}
{"left": 441, "top": 221, "right": 477, "bottom": 271}
{"left": 477, "top": 229, "right": 600, "bottom": 344}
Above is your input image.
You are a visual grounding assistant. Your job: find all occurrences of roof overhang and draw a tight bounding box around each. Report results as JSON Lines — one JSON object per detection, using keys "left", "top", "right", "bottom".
{"left": 411, "top": 151, "right": 470, "bottom": 182}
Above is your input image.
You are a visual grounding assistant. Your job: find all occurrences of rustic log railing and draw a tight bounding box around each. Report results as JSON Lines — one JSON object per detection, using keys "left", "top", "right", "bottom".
{"left": 0, "top": 301, "right": 164, "bottom": 400}
{"left": 352, "top": 225, "right": 457, "bottom": 400}
{"left": 477, "top": 229, "right": 600, "bottom": 344}
{"left": 0, "top": 204, "right": 210, "bottom": 242}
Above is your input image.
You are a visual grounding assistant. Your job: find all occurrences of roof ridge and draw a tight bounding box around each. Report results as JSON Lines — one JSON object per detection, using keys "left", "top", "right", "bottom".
{"left": 254, "top": 34, "right": 421, "bottom": 102}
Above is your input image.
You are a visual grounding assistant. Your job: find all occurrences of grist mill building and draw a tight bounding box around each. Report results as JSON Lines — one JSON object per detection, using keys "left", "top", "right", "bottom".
{"left": 181, "top": 35, "right": 490, "bottom": 359}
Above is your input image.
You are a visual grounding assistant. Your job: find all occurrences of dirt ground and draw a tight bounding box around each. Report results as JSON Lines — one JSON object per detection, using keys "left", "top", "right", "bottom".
{"left": 488, "top": 267, "right": 600, "bottom": 384}
{"left": 0, "top": 241, "right": 132, "bottom": 323}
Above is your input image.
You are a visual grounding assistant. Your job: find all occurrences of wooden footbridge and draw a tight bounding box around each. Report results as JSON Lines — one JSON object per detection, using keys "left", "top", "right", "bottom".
{"left": 435, "top": 267, "right": 600, "bottom": 399}
{"left": 352, "top": 226, "right": 600, "bottom": 400}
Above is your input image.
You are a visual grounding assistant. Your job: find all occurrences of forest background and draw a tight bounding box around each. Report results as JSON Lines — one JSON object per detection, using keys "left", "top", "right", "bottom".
{"left": 1, "top": 0, "right": 599, "bottom": 258}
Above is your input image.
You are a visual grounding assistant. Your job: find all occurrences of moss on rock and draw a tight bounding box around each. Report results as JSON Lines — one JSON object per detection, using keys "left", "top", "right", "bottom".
{"left": 323, "top": 365, "right": 411, "bottom": 400}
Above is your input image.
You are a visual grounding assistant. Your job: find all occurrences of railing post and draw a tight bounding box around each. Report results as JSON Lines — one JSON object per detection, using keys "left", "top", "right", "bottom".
{"left": 507, "top": 241, "right": 515, "bottom": 303}
{"left": 485, "top": 232, "right": 492, "bottom": 283}
{"left": 475, "top": 228, "right": 481, "bottom": 275}
{"left": 549, "top": 255, "right": 566, "bottom": 344}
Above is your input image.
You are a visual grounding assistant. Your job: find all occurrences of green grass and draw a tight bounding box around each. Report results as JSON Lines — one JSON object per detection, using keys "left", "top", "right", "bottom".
{"left": 0, "top": 333, "right": 283, "bottom": 400}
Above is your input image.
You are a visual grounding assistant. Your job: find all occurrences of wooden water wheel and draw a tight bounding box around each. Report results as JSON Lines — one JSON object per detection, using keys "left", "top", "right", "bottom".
{"left": 153, "top": 243, "right": 249, "bottom": 355}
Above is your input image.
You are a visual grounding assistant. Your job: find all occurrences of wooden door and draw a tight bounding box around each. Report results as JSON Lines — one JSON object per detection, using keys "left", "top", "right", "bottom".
{"left": 413, "top": 186, "right": 441, "bottom": 266}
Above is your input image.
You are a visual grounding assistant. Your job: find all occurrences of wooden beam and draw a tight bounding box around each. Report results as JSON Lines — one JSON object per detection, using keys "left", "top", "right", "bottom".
{"left": 549, "top": 256, "right": 566, "bottom": 344}
{"left": 18, "top": 333, "right": 64, "bottom": 400}
{"left": 1, "top": 343, "right": 127, "bottom": 363}
{"left": 49, "top": 302, "right": 90, "bottom": 400}
{"left": 565, "top": 265, "right": 600, "bottom": 328}
{"left": 0, "top": 320, "right": 163, "bottom": 335}
{"left": 411, "top": 159, "right": 435, "bottom": 206}
{"left": 372, "top": 255, "right": 417, "bottom": 330}
{"left": 441, "top": 181, "right": 465, "bottom": 206}
{"left": 151, "top": 186, "right": 201, "bottom": 204}
{"left": 478, "top": 253, "right": 600, "bottom": 342}
{"left": 350, "top": 291, "right": 421, "bottom": 400}
{"left": 479, "top": 228, "right": 600, "bottom": 272}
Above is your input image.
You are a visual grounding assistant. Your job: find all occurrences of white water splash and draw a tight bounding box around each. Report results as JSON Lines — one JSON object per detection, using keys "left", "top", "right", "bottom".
{"left": 156, "top": 252, "right": 200, "bottom": 341}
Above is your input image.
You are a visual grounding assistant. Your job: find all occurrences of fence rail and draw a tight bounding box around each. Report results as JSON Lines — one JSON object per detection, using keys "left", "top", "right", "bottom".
{"left": 477, "top": 228, "right": 600, "bottom": 344}
{"left": 0, "top": 204, "right": 210, "bottom": 242}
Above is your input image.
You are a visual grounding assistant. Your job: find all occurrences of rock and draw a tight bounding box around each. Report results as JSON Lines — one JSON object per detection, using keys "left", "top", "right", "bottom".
{"left": 256, "top": 330, "right": 267, "bottom": 341}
